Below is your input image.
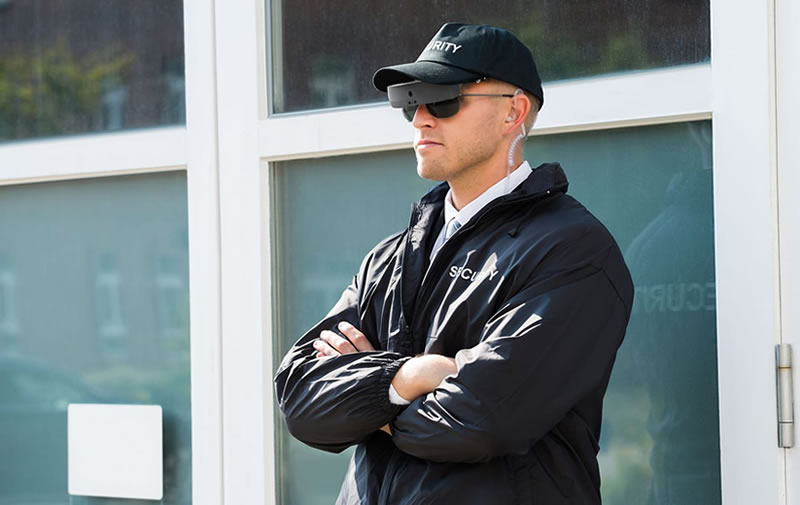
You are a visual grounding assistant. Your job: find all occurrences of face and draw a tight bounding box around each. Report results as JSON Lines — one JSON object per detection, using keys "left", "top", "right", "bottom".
{"left": 411, "top": 80, "right": 512, "bottom": 184}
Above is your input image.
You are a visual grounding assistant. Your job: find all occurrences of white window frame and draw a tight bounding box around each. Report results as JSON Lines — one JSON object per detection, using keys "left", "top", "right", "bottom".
{"left": 0, "top": 1, "right": 224, "bottom": 505}
{"left": 0, "top": 0, "right": 786, "bottom": 504}
{"left": 258, "top": 64, "right": 712, "bottom": 161}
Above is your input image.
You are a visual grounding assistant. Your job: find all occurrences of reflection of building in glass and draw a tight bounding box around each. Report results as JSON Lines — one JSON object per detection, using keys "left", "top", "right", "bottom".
{"left": 94, "top": 253, "right": 127, "bottom": 359}
{"left": 100, "top": 79, "right": 130, "bottom": 131}
{"left": 162, "top": 65, "right": 187, "bottom": 124}
{"left": 0, "top": 174, "right": 190, "bottom": 381}
{"left": 0, "top": 173, "right": 192, "bottom": 505}
{"left": 155, "top": 253, "right": 189, "bottom": 361}
{"left": 0, "top": 253, "right": 19, "bottom": 353}
{"left": 310, "top": 56, "right": 356, "bottom": 108}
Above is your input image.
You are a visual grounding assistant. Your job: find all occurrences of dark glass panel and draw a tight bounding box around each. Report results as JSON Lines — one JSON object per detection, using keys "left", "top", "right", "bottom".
{"left": 0, "top": 172, "right": 191, "bottom": 504}
{"left": 271, "top": 0, "right": 709, "bottom": 113}
{"left": 0, "top": 0, "right": 185, "bottom": 142}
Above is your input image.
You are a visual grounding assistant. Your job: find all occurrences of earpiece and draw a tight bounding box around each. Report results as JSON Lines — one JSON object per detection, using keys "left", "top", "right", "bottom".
{"left": 506, "top": 88, "right": 525, "bottom": 123}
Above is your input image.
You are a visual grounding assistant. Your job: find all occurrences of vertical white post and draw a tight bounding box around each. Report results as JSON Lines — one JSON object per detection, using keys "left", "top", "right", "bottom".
{"left": 712, "top": 0, "right": 784, "bottom": 503}
{"left": 184, "top": 0, "right": 225, "bottom": 503}
{"left": 214, "top": 0, "right": 273, "bottom": 503}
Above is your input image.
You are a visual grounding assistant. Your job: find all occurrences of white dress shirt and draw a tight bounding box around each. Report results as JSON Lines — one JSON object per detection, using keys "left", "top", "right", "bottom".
{"left": 389, "top": 161, "right": 534, "bottom": 405}
{"left": 429, "top": 161, "right": 533, "bottom": 261}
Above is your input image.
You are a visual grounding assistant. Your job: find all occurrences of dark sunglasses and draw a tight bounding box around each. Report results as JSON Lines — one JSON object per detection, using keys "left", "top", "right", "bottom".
{"left": 402, "top": 93, "right": 515, "bottom": 122}
{"left": 387, "top": 80, "right": 515, "bottom": 122}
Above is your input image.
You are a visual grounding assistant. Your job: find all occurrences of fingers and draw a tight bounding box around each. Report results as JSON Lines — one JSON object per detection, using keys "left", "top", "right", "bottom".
{"left": 313, "top": 322, "right": 375, "bottom": 358}
{"left": 337, "top": 321, "right": 375, "bottom": 352}
{"left": 312, "top": 337, "right": 340, "bottom": 358}
{"left": 316, "top": 329, "right": 357, "bottom": 356}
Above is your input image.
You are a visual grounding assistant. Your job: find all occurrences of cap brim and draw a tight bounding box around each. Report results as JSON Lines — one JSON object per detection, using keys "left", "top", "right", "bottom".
{"left": 373, "top": 60, "right": 483, "bottom": 92}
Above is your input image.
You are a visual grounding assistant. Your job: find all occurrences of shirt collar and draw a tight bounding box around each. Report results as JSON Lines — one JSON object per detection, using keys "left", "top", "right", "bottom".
{"left": 443, "top": 160, "right": 533, "bottom": 227}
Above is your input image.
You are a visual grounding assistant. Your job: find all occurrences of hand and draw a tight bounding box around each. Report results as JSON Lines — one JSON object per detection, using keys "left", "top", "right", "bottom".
{"left": 313, "top": 321, "right": 375, "bottom": 358}
{"left": 391, "top": 354, "right": 457, "bottom": 403}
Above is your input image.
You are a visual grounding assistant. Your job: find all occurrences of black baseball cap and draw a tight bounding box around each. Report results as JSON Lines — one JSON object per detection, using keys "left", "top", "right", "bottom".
{"left": 373, "top": 23, "right": 544, "bottom": 110}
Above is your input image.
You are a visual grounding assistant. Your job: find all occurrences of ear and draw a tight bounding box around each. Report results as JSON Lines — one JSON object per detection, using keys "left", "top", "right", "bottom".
{"left": 502, "top": 91, "right": 531, "bottom": 136}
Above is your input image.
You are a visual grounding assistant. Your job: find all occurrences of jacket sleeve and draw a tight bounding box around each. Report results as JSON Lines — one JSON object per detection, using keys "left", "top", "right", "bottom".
{"left": 389, "top": 251, "right": 633, "bottom": 463}
{"left": 274, "top": 238, "right": 411, "bottom": 454}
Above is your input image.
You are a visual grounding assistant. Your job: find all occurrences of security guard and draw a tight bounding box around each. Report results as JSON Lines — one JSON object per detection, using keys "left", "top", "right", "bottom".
{"left": 276, "top": 23, "right": 633, "bottom": 505}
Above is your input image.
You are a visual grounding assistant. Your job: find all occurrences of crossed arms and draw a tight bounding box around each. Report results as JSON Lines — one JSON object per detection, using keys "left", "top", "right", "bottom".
{"left": 274, "top": 251, "right": 630, "bottom": 463}
{"left": 314, "top": 321, "right": 458, "bottom": 434}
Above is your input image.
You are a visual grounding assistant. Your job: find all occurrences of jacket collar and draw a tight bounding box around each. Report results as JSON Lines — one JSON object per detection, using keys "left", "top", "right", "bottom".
{"left": 416, "top": 161, "right": 569, "bottom": 215}
{"left": 410, "top": 162, "right": 570, "bottom": 249}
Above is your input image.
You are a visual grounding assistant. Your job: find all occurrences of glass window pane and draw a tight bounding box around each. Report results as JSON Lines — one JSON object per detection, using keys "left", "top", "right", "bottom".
{"left": 0, "top": 1, "right": 185, "bottom": 143}
{"left": 529, "top": 121, "right": 719, "bottom": 505}
{"left": 0, "top": 172, "right": 191, "bottom": 505}
{"left": 270, "top": 2, "right": 709, "bottom": 113}
{"left": 272, "top": 120, "right": 718, "bottom": 505}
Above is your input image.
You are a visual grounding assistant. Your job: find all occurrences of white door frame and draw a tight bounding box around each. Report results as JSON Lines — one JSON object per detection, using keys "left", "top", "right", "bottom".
{"left": 777, "top": 0, "right": 800, "bottom": 501}
{"left": 207, "top": 0, "right": 786, "bottom": 503}
{"left": 711, "top": 0, "right": 785, "bottom": 502}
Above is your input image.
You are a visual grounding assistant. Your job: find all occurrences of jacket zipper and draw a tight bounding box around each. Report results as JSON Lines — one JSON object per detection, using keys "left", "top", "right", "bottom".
{"left": 378, "top": 201, "right": 526, "bottom": 501}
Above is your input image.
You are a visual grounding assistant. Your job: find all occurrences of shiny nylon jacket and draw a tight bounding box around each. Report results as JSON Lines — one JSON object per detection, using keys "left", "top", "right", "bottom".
{"left": 275, "top": 163, "right": 634, "bottom": 505}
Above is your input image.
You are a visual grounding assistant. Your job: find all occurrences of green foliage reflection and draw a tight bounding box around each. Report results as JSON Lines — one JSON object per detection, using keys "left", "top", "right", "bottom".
{"left": 0, "top": 41, "right": 134, "bottom": 140}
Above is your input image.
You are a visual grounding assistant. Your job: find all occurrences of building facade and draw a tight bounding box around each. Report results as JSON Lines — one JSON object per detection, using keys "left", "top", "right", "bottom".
{"left": 0, "top": 0, "right": 797, "bottom": 504}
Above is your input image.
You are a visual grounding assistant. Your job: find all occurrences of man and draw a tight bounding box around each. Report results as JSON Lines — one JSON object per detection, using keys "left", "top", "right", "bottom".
{"left": 275, "top": 23, "right": 633, "bottom": 505}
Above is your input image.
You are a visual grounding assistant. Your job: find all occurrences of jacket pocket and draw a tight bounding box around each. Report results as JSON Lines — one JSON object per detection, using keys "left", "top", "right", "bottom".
{"left": 530, "top": 449, "right": 574, "bottom": 505}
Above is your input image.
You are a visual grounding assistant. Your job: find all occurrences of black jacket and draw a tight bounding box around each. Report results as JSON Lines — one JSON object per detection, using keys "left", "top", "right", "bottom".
{"left": 275, "top": 163, "right": 634, "bottom": 505}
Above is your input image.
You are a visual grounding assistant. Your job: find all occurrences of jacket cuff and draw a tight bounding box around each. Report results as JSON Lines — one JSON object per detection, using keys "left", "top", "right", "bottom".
{"left": 375, "top": 356, "right": 413, "bottom": 413}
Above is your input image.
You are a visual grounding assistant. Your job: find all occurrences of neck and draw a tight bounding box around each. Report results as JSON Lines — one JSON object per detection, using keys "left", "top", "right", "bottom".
{"left": 449, "top": 156, "right": 524, "bottom": 210}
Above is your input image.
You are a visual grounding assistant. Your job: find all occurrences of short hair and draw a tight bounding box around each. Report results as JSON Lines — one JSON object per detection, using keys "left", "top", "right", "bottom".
{"left": 483, "top": 78, "right": 540, "bottom": 132}
{"left": 523, "top": 91, "right": 540, "bottom": 132}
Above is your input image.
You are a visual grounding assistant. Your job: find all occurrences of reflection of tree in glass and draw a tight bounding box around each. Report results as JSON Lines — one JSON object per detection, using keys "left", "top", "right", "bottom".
{"left": 274, "top": 0, "right": 710, "bottom": 112}
{"left": 0, "top": 356, "right": 105, "bottom": 504}
{"left": 497, "top": 14, "right": 649, "bottom": 81}
{"left": 599, "top": 388, "right": 653, "bottom": 504}
{"left": 0, "top": 41, "right": 134, "bottom": 140}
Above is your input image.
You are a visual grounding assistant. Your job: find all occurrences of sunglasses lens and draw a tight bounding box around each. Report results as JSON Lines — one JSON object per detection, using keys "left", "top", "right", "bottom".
{"left": 401, "top": 97, "right": 461, "bottom": 122}
{"left": 427, "top": 98, "right": 460, "bottom": 119}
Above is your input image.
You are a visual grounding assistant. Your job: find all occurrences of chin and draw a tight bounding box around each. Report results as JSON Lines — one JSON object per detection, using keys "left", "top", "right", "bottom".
{"left": 416, "top": 161, "right": 448, "bottom": 182}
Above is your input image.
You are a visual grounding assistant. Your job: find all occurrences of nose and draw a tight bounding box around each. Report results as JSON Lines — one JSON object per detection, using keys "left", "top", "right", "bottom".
{"left": 411, "top": 104, "right": 435, "bottom": 128}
